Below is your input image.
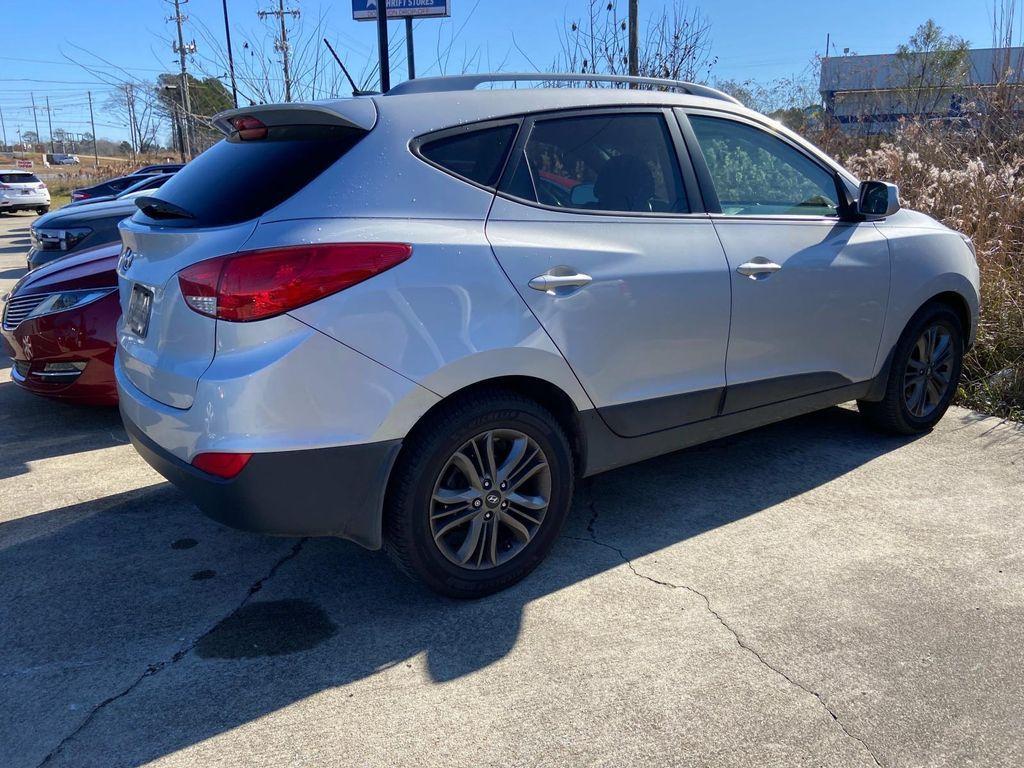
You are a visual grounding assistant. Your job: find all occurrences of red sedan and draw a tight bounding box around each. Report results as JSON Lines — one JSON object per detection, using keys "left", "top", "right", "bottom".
{"left": 2, "top": 242, "right": 120, "bottom": 405}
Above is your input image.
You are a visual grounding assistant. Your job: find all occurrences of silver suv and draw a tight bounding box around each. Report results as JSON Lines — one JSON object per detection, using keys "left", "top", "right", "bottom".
{"left": 116, "top": 74, "right": 980, "bottom": 598}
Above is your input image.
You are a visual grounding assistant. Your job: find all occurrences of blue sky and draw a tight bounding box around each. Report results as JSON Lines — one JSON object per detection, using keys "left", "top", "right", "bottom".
{"left": 0, "top": 0, "right": 1005, "bottom": 144}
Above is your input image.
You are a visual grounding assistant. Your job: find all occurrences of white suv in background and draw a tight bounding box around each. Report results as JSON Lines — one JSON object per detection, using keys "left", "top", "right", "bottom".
{"left": 115, "top": 74, "right": 980, "bottom": 598}
{"left": 0, "top": 170, "right": 50, "bottom": 215}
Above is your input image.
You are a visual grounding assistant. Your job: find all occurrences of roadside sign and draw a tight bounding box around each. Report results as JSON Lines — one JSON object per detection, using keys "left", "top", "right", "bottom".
{"left": 16, "top": 159, "right": 33, "bottom": 168}
{"left": 353, "top": 0, "right": 450, "bottom": 21}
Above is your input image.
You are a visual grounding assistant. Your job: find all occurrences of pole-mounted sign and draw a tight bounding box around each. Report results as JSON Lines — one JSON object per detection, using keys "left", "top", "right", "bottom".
{"left": 352, "top": 0, "right": 451, "bottom": 21}
{"left": 354, "top": 0, "right": 449, "bottom": 90}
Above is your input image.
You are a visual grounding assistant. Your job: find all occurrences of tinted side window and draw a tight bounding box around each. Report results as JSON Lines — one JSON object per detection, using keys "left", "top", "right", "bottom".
{"left": 689, "top": 116, "right": 840, "bottom": 217}
{"left": 419, "top": 124, "right": 517, "bottom": 189}
{"left": 504, "top": 113, "right": 688, "bottom": 214}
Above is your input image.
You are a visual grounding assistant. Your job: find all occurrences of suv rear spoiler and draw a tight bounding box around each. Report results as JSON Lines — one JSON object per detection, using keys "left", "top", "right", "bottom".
{"left": 211, "top": 99, "right": 378, "bottom": 136}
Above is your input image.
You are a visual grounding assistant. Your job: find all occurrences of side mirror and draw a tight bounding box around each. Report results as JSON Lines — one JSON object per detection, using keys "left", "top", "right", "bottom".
{"left": 858, "top": 181, "right": 900, "bottom": 218}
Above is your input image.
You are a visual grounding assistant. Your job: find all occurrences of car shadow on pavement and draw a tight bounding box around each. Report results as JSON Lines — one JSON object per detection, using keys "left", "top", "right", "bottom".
{"left": 0, "top": 406, "right": 921, "bottom": 767}
{"left": 0, "top": 265, "right": 27, "bottom": 279}
{"left": 0, "top": 380, "right": 126, "bottom": 480}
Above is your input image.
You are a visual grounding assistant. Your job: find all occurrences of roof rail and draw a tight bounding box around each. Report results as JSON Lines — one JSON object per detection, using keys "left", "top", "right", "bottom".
{"left": 386, "top": 73, "right": 742, "bottom": 105}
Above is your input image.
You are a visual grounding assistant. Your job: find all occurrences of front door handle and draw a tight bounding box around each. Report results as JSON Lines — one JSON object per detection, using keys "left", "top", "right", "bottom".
{"left": 736, "top": 260, "right": 783, "bottom": 279}
{"left": 528, "top": 271, "right": 593, "bottom": 294}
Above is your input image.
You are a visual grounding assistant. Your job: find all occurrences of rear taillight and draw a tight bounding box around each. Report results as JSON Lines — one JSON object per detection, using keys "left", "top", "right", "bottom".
{"left": 192, "top": 452, "right": 253, "bottom": 479}
{"left": 37, "top": 183, "right": 46, "bottom": 190}
{"left": 230, "top": 115, "right": 268, "bottom": 141}
{"left": 177, "top": 243, "right": 412, "bottom": 322}
{"left": 0, "top": 184, "right": 10, "bottom": 190}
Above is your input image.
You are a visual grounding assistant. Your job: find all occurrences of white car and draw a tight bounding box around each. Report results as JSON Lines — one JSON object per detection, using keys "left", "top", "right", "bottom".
{"left": 116, "top": 74, "right": 981, "bottom": 597}
{"left": 0, "top": 170, "right": 50, "bottom": 215}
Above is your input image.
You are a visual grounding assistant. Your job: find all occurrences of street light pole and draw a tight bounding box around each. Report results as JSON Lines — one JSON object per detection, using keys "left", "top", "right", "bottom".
{"left": 87, "top": 91, "right": 99, "bottom": 167}
{"left": 45, "top": 96, "right": 55, "bottom": 154}
{"left": 376, "top": 3, "right": 390, "bottom": 92}
{"left": 628, "top": 0, "right": 639, "bottom": 78}
{"left": 405, "top": 17, "right": 415, "bottom": 80}
{"left": 222, "top": 0, "right": 239, "bottom": 108}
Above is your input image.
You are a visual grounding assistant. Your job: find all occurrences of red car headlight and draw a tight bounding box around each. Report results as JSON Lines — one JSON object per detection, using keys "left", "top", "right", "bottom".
{"left": 25, "top": 288, "right": 117, "bottom": 320}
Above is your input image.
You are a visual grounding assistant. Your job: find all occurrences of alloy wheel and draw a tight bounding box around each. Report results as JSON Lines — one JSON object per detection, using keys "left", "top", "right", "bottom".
{"left": 429, "top": 429, "right": 551, "bottom": 570}
{"left": 903, "top": 324, "right": 955, "bottom": 418}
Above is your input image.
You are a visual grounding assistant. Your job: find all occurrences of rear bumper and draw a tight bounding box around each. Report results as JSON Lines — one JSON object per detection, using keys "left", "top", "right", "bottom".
{"left": 1, "top": 200, "right": 48, "bottom": 212}
{"left": 122, "top": 412, "right": 401, "bottom": 549}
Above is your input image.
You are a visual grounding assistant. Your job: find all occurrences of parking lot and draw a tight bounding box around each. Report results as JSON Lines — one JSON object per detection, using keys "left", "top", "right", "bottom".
{"left": 1, "top": 210, "right": 1022, "bottom": 767}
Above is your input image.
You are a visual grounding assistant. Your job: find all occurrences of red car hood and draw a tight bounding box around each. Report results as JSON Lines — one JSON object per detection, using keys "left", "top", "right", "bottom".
{"left": 12, "top": 242, "right": 120, "bottom": 295}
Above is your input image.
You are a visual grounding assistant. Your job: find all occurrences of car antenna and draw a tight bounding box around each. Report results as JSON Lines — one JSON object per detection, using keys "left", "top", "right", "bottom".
{"left": 323, "top": 37, "right": 374, "bottom": 97}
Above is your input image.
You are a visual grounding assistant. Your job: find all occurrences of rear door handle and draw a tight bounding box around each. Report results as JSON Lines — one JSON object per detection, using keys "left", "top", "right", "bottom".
{"left": 736, "top": 260, "right": 783, "bottom": 279}
{"left": 528, "top": 272, "right": 593, "bottom": 294}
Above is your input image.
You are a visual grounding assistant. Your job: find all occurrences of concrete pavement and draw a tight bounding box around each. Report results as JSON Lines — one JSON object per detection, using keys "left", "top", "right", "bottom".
{"left": 1, "top": 211, "right": 1022, "bottom": 767}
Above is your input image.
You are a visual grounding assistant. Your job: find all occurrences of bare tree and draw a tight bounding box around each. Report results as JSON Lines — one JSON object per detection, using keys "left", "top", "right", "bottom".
{"left": 555, "top": 1, "right": 715, "bottom": 83}
{"left": 187, "top": 7, "right": 475, "bottom": 100}
{"left": 715, "top": 57, "right": 822, "bottom": 126}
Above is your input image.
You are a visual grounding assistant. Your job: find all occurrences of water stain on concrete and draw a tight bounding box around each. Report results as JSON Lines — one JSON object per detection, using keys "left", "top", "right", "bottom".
{"left": 196, "top": 599, "right": 337, "bottom": 659}
{"left": 171, "top": 538, "right": 198, "bottom": 550}
{"left": 191, "top": 569, "right": 216, "bottom": 581}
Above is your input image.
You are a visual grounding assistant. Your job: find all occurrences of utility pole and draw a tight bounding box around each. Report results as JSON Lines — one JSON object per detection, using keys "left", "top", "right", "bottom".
{"left": 258, "top": 0, "right": 300, "bottom": 102}
{"left": 0, "top": 104, "right": 7, "bottom": 153}
{"left": 44, "top": 96, "right": 55, "bottom": 154}
{"left": 405, "top": 17, "right": 415, "bottom": 80}
{"left": 125, "top": 84, "right": 138, "bottom": 164}
{"left": 87, "top": 91, "right": 99, "bottom": 167}
{"left": 30, "top": 92, "right": 41, "bottom": 152}
{"left": 222, "top": 0, "right": 239, "bottom": 108}
{"left": 376, "top": 2, "right": 390, "bottom": 92}
{"left": 627, "top": 0, "right": 639, "bottom": 78}
{"left": 169, "top": 0, "right": 196, "bottom": 160}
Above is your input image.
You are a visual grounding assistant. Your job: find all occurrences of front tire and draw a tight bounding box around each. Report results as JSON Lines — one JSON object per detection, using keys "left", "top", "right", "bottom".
{"left": 384, "top": 390, "right": 574, "bottom": 599}
{"left": 858, "top": 302, "right": 964, "bottom": 435}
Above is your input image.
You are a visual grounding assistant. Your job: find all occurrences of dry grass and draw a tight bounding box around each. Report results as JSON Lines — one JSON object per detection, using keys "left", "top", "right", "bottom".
{"left": 815, "top": 116, "right": 1024, "bottom": 421}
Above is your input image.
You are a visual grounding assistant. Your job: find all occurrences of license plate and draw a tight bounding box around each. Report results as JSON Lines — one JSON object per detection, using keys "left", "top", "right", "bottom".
{"left": 126, "top": 284, "right": 154, "bottom": 338}
{"left": 20, "top": 189, "right": 32, "bottom": 196}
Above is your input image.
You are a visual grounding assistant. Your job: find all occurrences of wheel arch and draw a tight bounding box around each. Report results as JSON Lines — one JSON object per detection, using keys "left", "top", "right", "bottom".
{"left": 926, "top": 290, "right": 973, "bottom": 345}
{"left": 865, "top": 287, "right": 975, "bottom": 402}
{"left": 390, "top": 375, "right": 588, "bottom": 485}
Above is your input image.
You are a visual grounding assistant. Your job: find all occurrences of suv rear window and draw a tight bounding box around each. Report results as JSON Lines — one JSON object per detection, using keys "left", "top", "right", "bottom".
{"left": 1, "top": 173, "right": 40, "bottom": 184}
{"left": 134, "top": 124, "right": 365, "bottom": 227}
{"left": 417, "top": 124, "right": 518, "bottom": 189}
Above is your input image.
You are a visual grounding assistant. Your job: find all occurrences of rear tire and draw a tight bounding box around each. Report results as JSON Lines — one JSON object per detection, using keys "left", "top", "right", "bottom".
{"left": 858, "top": 302, "right": 964, "bottom": 435}
{"left": 384, "top": 390, "right": 574, "bottom": 599}
{"left": 36, "top": 207, "right": 49, "bottom": 215}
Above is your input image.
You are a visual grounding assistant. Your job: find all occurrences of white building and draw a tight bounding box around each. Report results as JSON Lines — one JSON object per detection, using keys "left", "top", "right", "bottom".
{"left": 820, "top": 47, "right": 1024, "bottom": 133}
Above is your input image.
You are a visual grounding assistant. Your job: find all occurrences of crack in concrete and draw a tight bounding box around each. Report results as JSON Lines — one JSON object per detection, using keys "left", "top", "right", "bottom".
{"left": 35, "top": 538, "right": 308, "bottom": 768}
{"left": 569, "top": 497, "right": 884, "bottom": 768}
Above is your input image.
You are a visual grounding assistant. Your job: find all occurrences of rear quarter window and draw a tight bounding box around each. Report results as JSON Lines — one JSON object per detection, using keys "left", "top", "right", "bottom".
{"left": 415, "top": 123, "right": 518, "bottom": 189}
{"left": 134, "top": 124, "right": 365, "bottom": 227}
